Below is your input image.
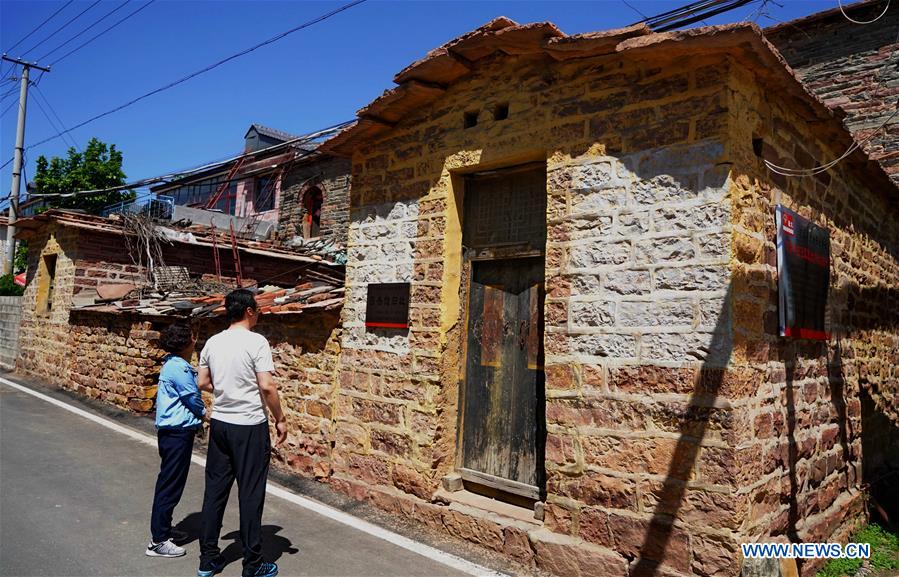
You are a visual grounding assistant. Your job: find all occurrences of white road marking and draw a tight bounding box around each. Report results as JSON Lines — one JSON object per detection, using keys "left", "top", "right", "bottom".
{"left": 0, "top": 376, "right": 509, "bottom": 577}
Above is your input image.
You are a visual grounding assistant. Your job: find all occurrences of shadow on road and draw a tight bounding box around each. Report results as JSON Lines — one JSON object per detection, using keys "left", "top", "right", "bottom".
{"left": 173, "top": 513, "right": 298, "bottom": 569}
{"left": 220, "top": 525, "right": 299, "bottom": 566}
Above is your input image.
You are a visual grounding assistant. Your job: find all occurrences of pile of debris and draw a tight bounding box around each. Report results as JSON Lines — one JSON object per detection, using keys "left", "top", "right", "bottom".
{"left": 74, "top": 280, "right": 344, "bottom": 318}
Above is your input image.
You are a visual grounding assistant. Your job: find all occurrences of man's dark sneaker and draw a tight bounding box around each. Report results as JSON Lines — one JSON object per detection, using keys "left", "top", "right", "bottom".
{"left": 197, "top": 557, "right": 226, "bottom": 577}
{"left": 243, "top": 562, "right": 278, "bottom": 577}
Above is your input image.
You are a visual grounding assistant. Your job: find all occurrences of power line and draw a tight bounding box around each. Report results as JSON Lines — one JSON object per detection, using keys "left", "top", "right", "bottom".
{"left": 48, "top": 0, "right": 156, "bottom": 67}
{"left": 0, "top": 99, "right": 17, "bottom": 118}
{"left": 36, "top": 0, "right": 131, "bottom": 63}
{"left": 765, "top": 27, "right": 899, "bottom": 177}
{"left": 31, "top": 85, "right": 80, "bottom": 151}
{"left": 621, "top": 0, "right": 649, "bottom": 20}
{"left": 25, "top": 0, "right": 367, "bottom": 152}
{"left": 33, "top": 84, "right": 80, "bottom": 150}
{"left": 20, "top": 0, "right": 102, "bottom": 58}
{"left": 634, "top": 0, "right": 756, "bottom": 30}
{"left": 838, "top": 0, "right": 890, "bottom": 24}
{"left": 0, "top": 0, "right": 74, "bottom": 80}
{"left": 0, "top": 120, "right": 353, "bottom": 203}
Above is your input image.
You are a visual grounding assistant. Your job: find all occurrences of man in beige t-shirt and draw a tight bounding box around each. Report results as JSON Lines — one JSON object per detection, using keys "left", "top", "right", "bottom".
{"left": 196, "top": 289, "right": 287, "bottom": 577}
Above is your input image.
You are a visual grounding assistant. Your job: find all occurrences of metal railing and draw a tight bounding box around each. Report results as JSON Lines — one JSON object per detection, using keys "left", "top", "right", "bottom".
{"left": 101, "top": 193, "right": 174, "bottom": 220}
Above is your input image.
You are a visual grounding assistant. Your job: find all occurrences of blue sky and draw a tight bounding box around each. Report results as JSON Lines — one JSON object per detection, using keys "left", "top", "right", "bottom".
{"left": 1, "top": 0, "right": 835, "bottom": 208}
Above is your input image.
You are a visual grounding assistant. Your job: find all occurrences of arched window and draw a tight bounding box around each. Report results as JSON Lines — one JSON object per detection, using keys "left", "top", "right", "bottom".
{"left": 302, "top": 187, "right": 323, "bottom": 239}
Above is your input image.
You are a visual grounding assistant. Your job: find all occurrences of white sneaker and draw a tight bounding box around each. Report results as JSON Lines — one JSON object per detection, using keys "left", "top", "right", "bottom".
{"left": 146, "top": 539, "right": 186, "bottom": 558}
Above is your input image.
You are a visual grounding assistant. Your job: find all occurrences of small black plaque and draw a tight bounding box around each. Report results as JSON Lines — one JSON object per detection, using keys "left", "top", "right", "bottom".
{"left": 776, "top": 205, "right": 830, "bottom": 340}
{"left": 366, "top": 283, "right": 411, "bottom": 329}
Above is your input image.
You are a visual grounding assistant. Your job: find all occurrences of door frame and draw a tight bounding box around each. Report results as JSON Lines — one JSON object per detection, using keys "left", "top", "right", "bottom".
{"left": 452, "top": 164, "right": 548, "bottom": 502}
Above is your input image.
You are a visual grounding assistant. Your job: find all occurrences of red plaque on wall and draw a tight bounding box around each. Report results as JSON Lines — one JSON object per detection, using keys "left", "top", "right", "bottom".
{"left": 776, "top": 205, "right": 830, "bottom": 340}
{"left": 365, "top": 283, "right": 411, "bottom": 329}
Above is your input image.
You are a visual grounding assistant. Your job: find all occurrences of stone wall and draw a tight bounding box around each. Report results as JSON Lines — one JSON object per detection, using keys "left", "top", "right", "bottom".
{"left": 329, "top": 48, "right": 756, "bottom": 577}
{"left": 66, "top": 312, "right": 166, "bottom": 411}
{"left": 766, "top": 4, "right": 899, "bottom": 185}
{"left": 726, "top": 49, "right": 899, "bottom": 574}
{"left": 38, "top": 307, "right": 343, "bottom": 483}
{"left": 0, "top": 296, "right": 22, "bottom": 369}
{"left": 278, "top": 156, "right": 351, "bottom": 246}
{"left": 17, "top": 224, "right": 80, "bottom": 383}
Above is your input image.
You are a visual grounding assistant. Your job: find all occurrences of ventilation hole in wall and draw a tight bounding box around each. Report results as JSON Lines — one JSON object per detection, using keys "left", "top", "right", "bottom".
{"left": 753, "top": 137, "right": 764, "bottom": 157}
{"left": 464, "top": 111, "right": 479, "bottom": 129}
{"left": 493, "top": 103, "right": 509, "bottom": 121}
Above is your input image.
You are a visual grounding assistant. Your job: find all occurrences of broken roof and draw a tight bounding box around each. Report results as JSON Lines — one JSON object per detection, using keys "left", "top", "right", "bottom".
{"left": 13, "top": 209, "right": 346, "bottom": 267}
{"left": 321, "top": 18, "right": 895, "bottom": 193}
{"left": 73, "top": 280, "right": 344, "bottom": 319}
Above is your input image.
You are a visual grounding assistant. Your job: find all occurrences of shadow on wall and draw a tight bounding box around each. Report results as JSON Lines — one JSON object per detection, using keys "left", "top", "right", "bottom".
{"left": 629, "top": 281, "right": 899, "bottom": 577}
{"left": 630, "top": 286, "right": 733, "bottom": 577}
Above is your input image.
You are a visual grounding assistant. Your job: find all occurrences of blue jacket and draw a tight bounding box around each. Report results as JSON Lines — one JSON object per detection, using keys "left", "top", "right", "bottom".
{"left": 155, "top": 355, "right": 205, "bottom": 429}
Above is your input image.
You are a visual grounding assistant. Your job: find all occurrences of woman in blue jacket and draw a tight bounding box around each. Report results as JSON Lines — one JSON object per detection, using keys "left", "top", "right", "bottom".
{"left": 146, "top": 323, "right": 206, "bottom": 558}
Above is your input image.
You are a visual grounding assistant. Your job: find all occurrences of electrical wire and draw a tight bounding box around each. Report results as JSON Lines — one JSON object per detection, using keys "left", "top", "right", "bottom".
{"left": 622, "top": 0, "right": 649, "bottom": 20}
{"left": 48, "top": 0, "right": 155, "bottom": 67}
{"left": 0, "top": 121, "right": 352, "bottom": 203}
{"left": 2, "top": 0, "right": 75, "bottom": 54}
{"left": 31, "top": 85, "right": 80, "bottom": 152}
{"left": 0, "top": 99, "right": 17, "bottom": 118}
{"left": 764, "top": 106, "right": 899, "bottom": 176}
{"left": 19, "top": 0, "right": 102, "bottom": 59}
{"left": 25, "top": 0, "right": 366, "bottom": 152}
{"left": 838, "top": 0, "right": 890, "bottom": 24}
{"left": 764, "top": 27, "right": 899, "bottom": 177}
{"left": 634, "top": 0, "right": 754, "bottom": 30}
{"left": 32, "top": 84, "right": 80, "bottom": 150}
{"left": 35, "top": 0, "right": 131, "bottom": 63}
{"left": 0, "top": 0, "right": 74, "bottom": 80}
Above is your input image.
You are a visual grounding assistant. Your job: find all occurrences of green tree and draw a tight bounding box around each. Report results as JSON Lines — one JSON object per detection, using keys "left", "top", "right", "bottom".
{"left": 34, "top": 137, "right": 133, "bottom": 214}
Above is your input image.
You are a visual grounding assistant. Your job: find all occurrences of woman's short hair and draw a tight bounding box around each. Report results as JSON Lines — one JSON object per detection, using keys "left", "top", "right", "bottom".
{"left": 159, "top": 323, "right": 193, "bottom": 354}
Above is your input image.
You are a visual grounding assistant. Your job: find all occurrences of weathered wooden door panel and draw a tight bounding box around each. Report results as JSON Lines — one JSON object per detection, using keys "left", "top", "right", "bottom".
{"left": 461, "top": 257, "right": 544, "bottom": 497}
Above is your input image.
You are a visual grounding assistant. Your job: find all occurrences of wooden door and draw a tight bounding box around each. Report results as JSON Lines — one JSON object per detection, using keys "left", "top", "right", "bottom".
{"left": 460, "top": 257, "right": 545, "bottom": 498}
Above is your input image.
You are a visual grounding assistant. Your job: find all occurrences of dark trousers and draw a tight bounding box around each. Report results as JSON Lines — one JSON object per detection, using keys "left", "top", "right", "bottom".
{"left": 150, "top": 427, "right": 197, "bottom": 543}
{"left": 200, "top": 419, "right": 270, "bottom": 574}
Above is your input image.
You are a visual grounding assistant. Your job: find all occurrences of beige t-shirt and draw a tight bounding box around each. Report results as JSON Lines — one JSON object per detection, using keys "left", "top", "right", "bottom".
{"left": 199, "top": 327, "right": 275, "bottom": 425}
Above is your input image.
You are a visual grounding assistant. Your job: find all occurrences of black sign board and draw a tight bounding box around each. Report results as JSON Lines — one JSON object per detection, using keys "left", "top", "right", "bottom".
{"left": 776, "top": 205, "right": 830, "bottom": 340}
{"left": 365, "top": 283, "right": 411, "bottom": 329}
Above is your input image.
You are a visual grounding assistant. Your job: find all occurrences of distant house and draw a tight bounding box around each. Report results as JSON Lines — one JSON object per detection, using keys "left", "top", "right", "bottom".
{"left": 12, "top": 208, "right": 344, "bottom": 411}
{"left": 150, "top": 124, "right": 350, "bottom": 246}
{"left": 765, "top": 0, "right": 899, "bottom": 185}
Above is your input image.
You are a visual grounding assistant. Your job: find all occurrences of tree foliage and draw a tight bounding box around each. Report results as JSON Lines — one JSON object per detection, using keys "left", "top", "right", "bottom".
{"left": 34, "top": 137, "right": 133, "bottom": 214}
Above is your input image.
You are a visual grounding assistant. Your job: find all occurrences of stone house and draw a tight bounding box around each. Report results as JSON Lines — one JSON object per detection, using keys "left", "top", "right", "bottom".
{"left": 313, "top": 18, "right": 898, "bottom": 577}
{"left": 7, "top": 15, "right": 897, "bottom": 577}
{"left": 13, "top": 209, "right": 344, "bottom": 419}
{"left": 766, "top": 0, "right": 899, "bottom": 186}
{"left": 150, "top": 124, "right": 351, "bottom": 246}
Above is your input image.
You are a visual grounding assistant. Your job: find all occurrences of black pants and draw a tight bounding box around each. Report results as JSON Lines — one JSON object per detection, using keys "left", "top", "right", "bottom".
{"left": 150, "top": 427, "right": 197, "bottom": 543}
{"left": 200, "top": 419, "right": 270, "bottom": 574}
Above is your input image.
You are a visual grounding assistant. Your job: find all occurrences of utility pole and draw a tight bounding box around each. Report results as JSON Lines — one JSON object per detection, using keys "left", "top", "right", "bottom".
{"left": 2, "top": 55, "right": 50, "bottom": 275}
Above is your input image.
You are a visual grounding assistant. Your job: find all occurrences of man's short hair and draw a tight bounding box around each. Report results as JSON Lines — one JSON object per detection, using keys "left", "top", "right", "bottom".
{"left": 159, "top": 322, "right": 193, "bottom": 354}
{"left": 225, "top": 289, "right": 257, "bottom": 323}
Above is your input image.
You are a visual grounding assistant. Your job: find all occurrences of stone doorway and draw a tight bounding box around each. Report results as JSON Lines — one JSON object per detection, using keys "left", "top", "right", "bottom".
{"left": 457, "top": 164, "right": 547, "bottom": 503}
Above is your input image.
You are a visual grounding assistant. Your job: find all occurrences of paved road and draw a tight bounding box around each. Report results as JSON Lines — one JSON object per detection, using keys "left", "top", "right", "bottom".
{"left": 0, "top": 381, "right": 477, "bottom": 577}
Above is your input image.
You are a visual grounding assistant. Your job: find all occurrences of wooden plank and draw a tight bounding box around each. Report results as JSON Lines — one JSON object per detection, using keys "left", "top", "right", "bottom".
{"left": 527, "top": 283, "right": 541, "bottom": 370}
{"left": 480, "top": 284, "right": 503, "bottom": 367}
{"left": 458, "top": 468, "right": 540, "bottom": 500}
{"left": 507, "top": 259, "right": 540, "bottom": 489}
